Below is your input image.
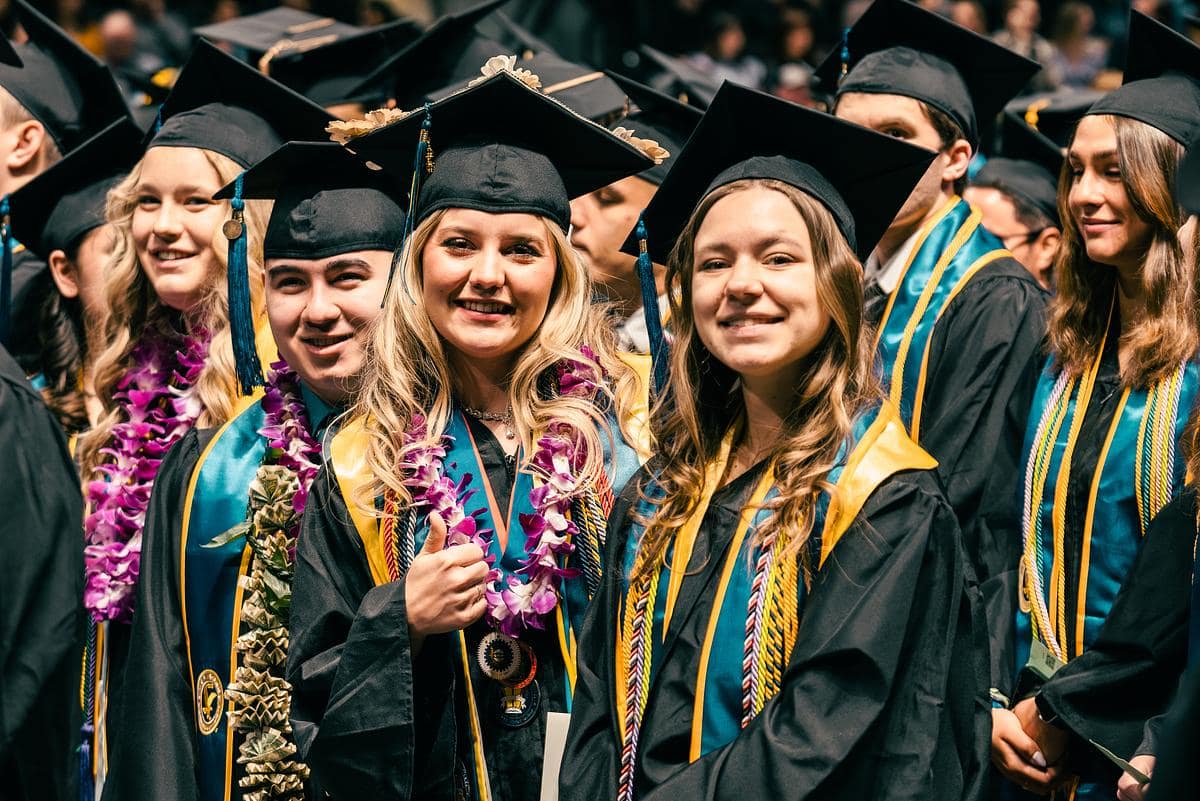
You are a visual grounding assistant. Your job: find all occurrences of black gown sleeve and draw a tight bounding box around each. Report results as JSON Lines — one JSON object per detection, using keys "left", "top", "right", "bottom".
{"left": 558, "top": 471, "right": 644, "bottom": 801}
{"left": 919, "top": 263, "right": 1049, "bottom": 694}
{"left": 0, "top": 348, "right": 84, "bottom": 801}
{"left": 286, "top": 464, "right": 458, "bottom": 800}
{"left": 1034, "top": 490, "right": 1195, "bottom": 779}
{"left": 100, "top": 430, "right": 207, "bottom": 801}
{"left": 1143, "top": 664, "right": 1200, "bottom": 801}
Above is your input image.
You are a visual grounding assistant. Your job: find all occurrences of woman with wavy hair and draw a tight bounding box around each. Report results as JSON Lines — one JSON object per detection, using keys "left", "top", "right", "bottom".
{"left": 991, "top": 14, "right": 1200, "bottom": 801}
{"left": 560, "top": 84, "right": 986, "bottom": 801}
{"left": 287, "top": 66, "right": 654, "bottom": 801}
{"left": 72, "top": 43, "right": 332, "bottom": 795}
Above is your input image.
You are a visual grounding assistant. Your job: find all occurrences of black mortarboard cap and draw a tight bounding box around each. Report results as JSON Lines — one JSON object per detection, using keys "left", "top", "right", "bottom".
{"left": 1006, "top": 89, "right": 1103, "bottom": 148}
{"left": 215, "top": 141, "right": 406, "bottom": 260}
{"left": 638, "top": 45, "right": 719, "bottom": 109}
{"left": 0, "top": 0, "right": 129, "bottom": 153}
{"left": 348, "top": 70, "right": 656, "bottom": 231}
{"left": 628, "top": 81, "right": 936, "bottom": 263}
{"left": 9, "top": 116, "right": 142, "bottom": 259}
{"left": 347, "top": 0, "right": 510, "bottom": 110}
{"left": 8, "top": 115, "right": 142, "bottom": 257}
{"left": 607, "top": 71, "right": 702, "bottom": 185}
{"left": 480, "top": 11, "right": 554, "bottom": 59}
{"left": 1087, "top": 11, "right": 1200, "bottom": 145}
{"left": 147, "top": 40, "right": 332, "bottom": 168}
{"left": 194, "top": 7, "right": 361, "bottom": 62}
{"left": 264, "top": 18, "right": 422, "bottom": 107}
{"left": 972, "top": 112, "right": 1063, "bottom": 222}
{"left": 815, "top": 0, "right": 1040, "bottom": 146}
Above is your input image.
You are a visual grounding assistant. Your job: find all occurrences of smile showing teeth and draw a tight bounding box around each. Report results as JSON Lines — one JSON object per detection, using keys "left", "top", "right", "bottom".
{"left": 721, "top": 317, "right": 782, "bottom": 328}
{"left": 458, "top": 300, "right": 513, "bottom": 315}
{"left": 153, "top": 250, "right": 193, "bottom": 261}
{"left": 302, "top": 334, "right": 351, "bottom": 348}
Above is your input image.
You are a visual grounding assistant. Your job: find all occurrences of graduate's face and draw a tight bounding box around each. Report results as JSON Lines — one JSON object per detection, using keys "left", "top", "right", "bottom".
{"left": 1067, "top": 115, "right": 1153, "bottom": 271}
{"left": 421, "top": 209, "right": 557, "bottom": 371}
{"left": 690, "top": 187, "right": 831, "bottom": 383}
{"left": 569, "top": 175, "right": 658, "bottom": 297}
{"left": 132, "top": 146, "right": 227, "bottom": 313}
{"left": 265, "top": 249, "right": 390, "bottom": 407}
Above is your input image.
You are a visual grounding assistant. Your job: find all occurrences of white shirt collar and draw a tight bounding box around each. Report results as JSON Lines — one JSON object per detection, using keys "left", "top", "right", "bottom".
{"left": 863, "top": 226, "right": 922, "bottom": 295}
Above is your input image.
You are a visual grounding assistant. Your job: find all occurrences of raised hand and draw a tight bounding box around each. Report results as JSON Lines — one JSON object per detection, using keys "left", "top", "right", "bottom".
{"left": 404, "top": 512, "right": 490, "bottom": 654}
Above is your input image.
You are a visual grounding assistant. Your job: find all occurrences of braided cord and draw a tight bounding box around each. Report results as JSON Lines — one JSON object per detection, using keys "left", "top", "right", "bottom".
{"left": 617, "top": 566, "right": 659, "bottom": 801}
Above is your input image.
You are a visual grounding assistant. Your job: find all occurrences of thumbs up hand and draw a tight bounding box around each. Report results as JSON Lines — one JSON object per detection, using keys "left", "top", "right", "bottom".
{"left": 404, "top": 512, "right": 490, "bottom": 645}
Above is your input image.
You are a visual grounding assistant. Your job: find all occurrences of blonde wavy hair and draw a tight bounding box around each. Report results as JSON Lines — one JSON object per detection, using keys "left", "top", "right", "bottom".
{"left": 633, "top": 179, "right": 882, "bottom": 581}
{"left": 77, "top": 147, "right": 272, "bottom": 480}
{"left": 353, "top": 209, "right": 638, "bottom": 513}
{"left": 1050, "top": 115, "right": 1199, "bottom": 388}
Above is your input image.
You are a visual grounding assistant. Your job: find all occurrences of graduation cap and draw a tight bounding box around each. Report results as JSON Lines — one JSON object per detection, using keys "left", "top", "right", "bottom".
{"left": 1087, "top": 11, "right": 1200, "bottom": 145}
{"left": 639, "top": 45, "right": 720, "bottom": 109}
{"left": 194, "top": 7, "right": 362, "bottom": 65}
{"left": 1006, "top": 89, "right": 1103, "bottom": 148}
{"left": 8, "top": 116, "right": 142, "bottom": 260}
{"left": 0, "top": 0, "right": 129, "bottom": 153}
{"left": 623, "top": 81, "right": 935, "bottom": 395}
{"left": 149, "top": 40, "right": 332, "bottom": 395}
{"left": 215, "top": 141, "right": 406, "bottom": 261}
{"left": 972, "top": 112, "right": 1063, "bottom": 223}
{"left": 607, "top": 70, "right": 703, "bottom": 185}
{"left": 349, "top": 69, "right": 655, "bottom": 233}
{"left": 264, "top": 18, "right": 422, "bottom": 107}
{"left": 813, "top": 0, "right": 1040, "bottom": 146}
{"left": 347, "top": 0, "right": 511, "bottom": 110}
{"left": 147, "top": 40, "right": 332, "bottom": 169}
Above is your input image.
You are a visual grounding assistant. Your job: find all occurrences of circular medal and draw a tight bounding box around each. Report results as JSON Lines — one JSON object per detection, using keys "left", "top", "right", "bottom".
{"left": 477, "top": 631, "right": 521, "bottom": 682}
{"left": 222, "top": 217, "right": 244, "bottom": 241}
{"left": 495, "top": 678, "right": 540, "bottom": 729}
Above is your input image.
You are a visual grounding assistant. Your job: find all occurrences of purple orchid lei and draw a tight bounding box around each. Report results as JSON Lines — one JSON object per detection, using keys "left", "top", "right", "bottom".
{"left": 83, "top": 331, "right": 210, "bottom": 623}
{"left": 260, "top": 360, "right": 322, "bottom": 516}
{"left": 400, "top": 347, "right": 605, "bottom": 637}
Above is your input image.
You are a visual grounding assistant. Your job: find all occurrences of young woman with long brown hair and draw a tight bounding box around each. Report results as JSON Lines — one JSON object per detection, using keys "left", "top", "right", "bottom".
{"left": 286, "top": 66, "right": 655, "bottom": 801}
{"left": 991, "top": 14, "right": 1200, "bottom": 801}
{"left": 72, "top": 42, "right": 330, "bottom": 796}
{"left": 560, "top": 83, "right": 987, "bottom": 801}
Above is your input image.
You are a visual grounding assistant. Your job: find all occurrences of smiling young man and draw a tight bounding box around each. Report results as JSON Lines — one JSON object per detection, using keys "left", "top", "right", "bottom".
{"left": 816, "top": 0, "right": 1051, "bottom": 727}
{"left": 103, "top": 142, "right": 401, "bottom": 801}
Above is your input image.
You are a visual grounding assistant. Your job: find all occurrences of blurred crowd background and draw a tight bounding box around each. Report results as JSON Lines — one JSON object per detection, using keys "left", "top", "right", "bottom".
{"left": 0, "top": 0, "right": 1190, "bottom": 121}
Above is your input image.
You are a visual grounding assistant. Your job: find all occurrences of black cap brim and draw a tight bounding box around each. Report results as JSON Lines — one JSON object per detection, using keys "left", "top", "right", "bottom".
{"left": 606, "top": 70, "right": 702, "bottom": 184}
{"left": 638, "top": 44, "right": 720, "bottom": 109}
{"left": 1005, "top": 89, "right": 1104, "bottom": 148}
{"left": 971, "top": 112, "right": 1062, "bottom": 222}
{"left": 625, "top": 81, "right": 936, "bottom": 263}
{"left": 193, "top": 8, "right": 362, "bottom": 60}
{"left": 814, "top": 0, "right": 1039, "bottom": 145}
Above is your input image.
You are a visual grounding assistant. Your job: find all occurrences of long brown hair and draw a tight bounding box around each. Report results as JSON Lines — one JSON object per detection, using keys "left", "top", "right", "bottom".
{"left": 634, "top": 178, "right": 882, "bottom": 580}
{"left": 1049, "top": 114, "right": 1198, "bottom": 388}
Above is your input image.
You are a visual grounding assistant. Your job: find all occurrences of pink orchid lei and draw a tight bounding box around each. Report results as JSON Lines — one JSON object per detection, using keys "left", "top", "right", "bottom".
{"left": 400, "top": 347, "right": 605, "bottom": 637}
{"left": 83, "top": 330, "right": 210, "bottom": 622}
{"left": 260, "top": 360, "right": 322, "bottom": 516}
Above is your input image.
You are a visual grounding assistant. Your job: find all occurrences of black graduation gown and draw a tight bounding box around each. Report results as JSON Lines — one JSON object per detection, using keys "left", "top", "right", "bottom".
{"left": 1034, "top": 490, "right": 1196, "bottom": 784}
{"left": 287, "top": 421, "right": 573, "bottom": 801}
{"left": 7, "top": 248, "right": 51, "bottom": 374}
{"left": 561, "top": 463, "right": 989, "bottom": 801}
{"left": 887, "top": 259, "right": 1049, "bottom": 694}
{"left": 100, "top": 428, "right": 214, "bottom": 801}
{"left": 1143, "top": 663, "right": 1200, "bottom": 801}
{"left": 0, "top": 343, "right": 84, "bottom": 801}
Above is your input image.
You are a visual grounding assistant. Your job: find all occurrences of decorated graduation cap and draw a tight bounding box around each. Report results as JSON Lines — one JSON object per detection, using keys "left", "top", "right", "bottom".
{"left": 348, "top": 0, "right": 511, "bottom": 110}
{"left": 213, "top": 141, "right": 406, "bottom": 385}
{"left": 607, "top": 70, "right": 703, "bottom": 185}
{"left": 150, "top": 40, "right": 332, "bottom": 395}
{"left": 625, "top": 81, "right": 936, "bottom": 392}
{"left": 814, "top": 0, "right": 1039, "bottom": 146}
{"left": 8, "top": 116, "right": 142, "bottom": 260}
{"left": 1087, "top": 11, "right": 1200, "bottom": 145}
{"left": 639, "top": 44, "right": 720, "bottom": 109}
{"left": 264, "top": 18, "right": 422, "bottom": 107}
{"left": 1006, "top": 89, "right": 1103, "bottom": 148}
{"left": 972, "top": 112, "right": 1063, "bottom": 223}
{"left": 0, "top": 0, "right": 128, "bottom": 153}
{"left": 194, "top": 7, "right": 362, "bottom": 65}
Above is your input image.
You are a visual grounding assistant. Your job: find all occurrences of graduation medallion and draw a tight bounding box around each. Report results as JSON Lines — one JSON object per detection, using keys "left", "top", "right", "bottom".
{"left": 195, "top": 668, "right": 225, "bottom": 736}
{"left": 496, "top": 679, "right": 540, "bottom": 729}
{"left": 222, "top": 212, "right": 244, "bottom": 241}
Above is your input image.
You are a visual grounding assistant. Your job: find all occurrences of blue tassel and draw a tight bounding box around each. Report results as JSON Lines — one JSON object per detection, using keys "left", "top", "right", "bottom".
{"left": 384, "top": 103, "right": 433, "bottom": 306}
{"left": 153, "top": 103, "right": 164, "bottom": 134}
{"left": 78, "top": 724, "right": 94, "bottom": 801}
{"left": 79, "top": 620, "right": 98, "bottom": 801}
{"left": 839, "top": 27, "right": 851, "bottom": 82}
{"left": 225, "top": 173, "right": 262, "bottom": 395}
{"left": 635, "top": 216, "right": 669, "bottom": 397}
{"left": 0, "top": 195, "right": 11, "bottom": 347}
